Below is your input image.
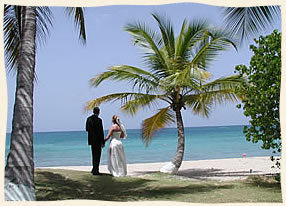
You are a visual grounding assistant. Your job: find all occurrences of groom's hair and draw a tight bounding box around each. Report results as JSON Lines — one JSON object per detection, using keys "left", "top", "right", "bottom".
{"left": 93, "top": 107, "right": 100, "bottom": 115}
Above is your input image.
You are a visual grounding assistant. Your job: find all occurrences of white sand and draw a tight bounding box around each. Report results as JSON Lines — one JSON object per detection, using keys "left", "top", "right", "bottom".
{"left": 38, "top": 156, "right": 280, "bottom": 181}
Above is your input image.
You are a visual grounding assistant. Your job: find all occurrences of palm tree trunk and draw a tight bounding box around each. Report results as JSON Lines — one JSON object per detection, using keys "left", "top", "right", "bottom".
{"left": 5, "top": 6, "right": 36, "bottom": 201}
{"left": 172, "top": 109, "right": 185, "bottom": 169}
{"left": 160, "top": 108, "right": 185, "bottom": 174}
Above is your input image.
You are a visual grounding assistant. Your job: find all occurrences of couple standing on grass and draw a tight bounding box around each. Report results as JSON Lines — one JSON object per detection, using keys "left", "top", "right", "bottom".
{"left": 85, "top": 107, "right": 127, "bottom": 177}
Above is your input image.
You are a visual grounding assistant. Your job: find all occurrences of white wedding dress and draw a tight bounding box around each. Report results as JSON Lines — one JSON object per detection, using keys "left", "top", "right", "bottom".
{"left": 107, "top": 131, "right": 127, "bottom": 177}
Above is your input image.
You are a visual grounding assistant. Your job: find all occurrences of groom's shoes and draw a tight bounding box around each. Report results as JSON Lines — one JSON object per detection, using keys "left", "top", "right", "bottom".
{"left": 91, "top": 170, "right": 102, "bottom": 175}
{"left": 92, "top": 172, "right": 102, "bottom": 176}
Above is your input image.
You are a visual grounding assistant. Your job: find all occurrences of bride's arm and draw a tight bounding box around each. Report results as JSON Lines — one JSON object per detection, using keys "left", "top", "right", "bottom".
{"left": 104, "top": 126, "right": 114, "bottom": 142}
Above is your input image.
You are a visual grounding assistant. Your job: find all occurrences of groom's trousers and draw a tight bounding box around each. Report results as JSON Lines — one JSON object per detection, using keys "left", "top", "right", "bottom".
{"left": 91, "top": 144, "right": 102, "bottom": 173}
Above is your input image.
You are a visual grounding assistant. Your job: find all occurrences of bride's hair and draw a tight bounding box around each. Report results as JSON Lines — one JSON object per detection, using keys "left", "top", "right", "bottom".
{"left": 112, "top": 114, "right": 127, "bottom": 139}
{"left": 112, "top": 115, "right": 119, "bottom": 125}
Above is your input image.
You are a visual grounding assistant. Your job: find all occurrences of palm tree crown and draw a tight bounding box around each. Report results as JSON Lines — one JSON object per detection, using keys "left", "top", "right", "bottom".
{"left": 86, "top": 14, "right": 244, "bottom": 172}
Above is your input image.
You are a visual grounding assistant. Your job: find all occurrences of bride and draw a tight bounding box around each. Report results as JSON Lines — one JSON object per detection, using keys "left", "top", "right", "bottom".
{"left": 104, "top": 115, "right": 127, "bottom": 177}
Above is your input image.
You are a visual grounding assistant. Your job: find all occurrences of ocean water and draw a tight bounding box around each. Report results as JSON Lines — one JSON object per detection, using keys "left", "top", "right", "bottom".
{"left": 5, "top": 125, "right": 276, "bottom": 167}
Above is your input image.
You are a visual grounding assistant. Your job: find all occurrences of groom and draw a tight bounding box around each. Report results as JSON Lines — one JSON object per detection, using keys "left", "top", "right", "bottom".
{"left": 85, "top": 107, "right": 105, "bottom": 175}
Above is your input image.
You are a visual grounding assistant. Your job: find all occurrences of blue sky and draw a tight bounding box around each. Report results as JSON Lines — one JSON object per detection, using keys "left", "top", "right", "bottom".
{"left": 5, "top": 3, "right": 281, "bottom": 132}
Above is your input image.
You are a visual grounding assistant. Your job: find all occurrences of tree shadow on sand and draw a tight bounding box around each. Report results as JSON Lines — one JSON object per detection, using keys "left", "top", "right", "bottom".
{"left": 35, "top": 170, "right": 234, "bottom": 201}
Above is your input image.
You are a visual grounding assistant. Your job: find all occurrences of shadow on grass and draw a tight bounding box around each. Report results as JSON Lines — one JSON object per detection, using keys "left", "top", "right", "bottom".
{"left": 244, "top": 175, "right": 281, "bottom": 189}
{"left": 176, "top": 168, "right": 279, "bottom": 181}
{"left": 35, "top": 170, "right": 233, "bottom": 201}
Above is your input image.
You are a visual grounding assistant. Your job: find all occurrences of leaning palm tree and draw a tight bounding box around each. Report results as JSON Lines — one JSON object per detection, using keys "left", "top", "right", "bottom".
{"left": 222, "top": 6, "right": 280, "bottom": 42}
{"left": 86, "top": 14, "right": 244, "bottom": 173}
{"left": 4, "top": 5, "right": 86, "bottom": 201}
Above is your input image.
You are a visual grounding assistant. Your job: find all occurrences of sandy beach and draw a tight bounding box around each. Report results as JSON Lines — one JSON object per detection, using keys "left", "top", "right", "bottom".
{"left": 39, "top": 156, "right": 280, "bottom": 181}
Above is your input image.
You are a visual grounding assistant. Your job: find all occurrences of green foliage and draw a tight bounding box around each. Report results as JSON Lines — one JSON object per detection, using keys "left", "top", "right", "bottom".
{"left": 235, "top": 30, "right": 281, "bottom": 165}
{"left": 275, "top": 173, "right": 281, "bottom": 183}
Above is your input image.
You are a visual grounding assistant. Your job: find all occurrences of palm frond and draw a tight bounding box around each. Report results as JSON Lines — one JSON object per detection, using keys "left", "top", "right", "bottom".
{"left": 192, "top": 89, "right": 239, "bottom": 105}
{"left": 184, "top": 75, "right": 245, "bottom": 116}
{"left": 85, "top": 92, "right": 166, "bottom": 113}
{"left": 161, "top": 65, "right": 204, "bottom": 90}
{"left": 85, "top": 92, "right": 140, "bottom": 111}
{"left": 124, "top": 22, "right": 168, "bottom": 72}
{"left": 35, "top": 7, "right": 53, "bottom": 47}
{"left": 190, "top": 29, "right": 237, "bottom": 69}
{"left": 4, "top": 5, "right": 53, "bottom": 72}
{"left": 143, "top": 53, "right": 169, "bottom": 78}
{"left": 177, "top": 19, "right": 209, "bottom": 60}
{"left": 222, "top": 6, "right": 280, "bottom": 42}
{"left": 121, "top": 93, "right": 167, "bottom": 115}
{"left": 4, "top": 5, "right": 20, "bottom": 73}
{"left": 152, "top": 13, "right": 175, "bottom": 58}
{"left": 201, "top": 75, "right": 246, "bottom": 103}
{"left": 175, "top": 19, "right": 187, "bottom": 57}
{"left": 90, "top": 65, "right": 159, "bottom": 93}
{"left": 184, "top": 94, "right": 213, "bottom": 117}
{"left": 65, "top": 7, "right": 86, "bottom": 44}
{"left": 141, "top": 107, "right": 175, "bottom": 145}
{"left": 184, "top": 68, "right": 212, "bottom": 92}
{"left": 202, "top": 75, "right": 244, "bottom": 91}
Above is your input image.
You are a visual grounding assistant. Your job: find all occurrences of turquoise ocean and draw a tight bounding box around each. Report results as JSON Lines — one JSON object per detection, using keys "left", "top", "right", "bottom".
{"left": 5, "top": 125, "right": 275, "bottom": 167}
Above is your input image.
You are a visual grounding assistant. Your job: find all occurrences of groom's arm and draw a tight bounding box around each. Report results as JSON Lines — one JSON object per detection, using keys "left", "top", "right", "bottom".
{"left": 99, "top": 119, "right": 105, "bottom": 147}
{"left": 85, "top": 117, "right": 91, "bottom": 132}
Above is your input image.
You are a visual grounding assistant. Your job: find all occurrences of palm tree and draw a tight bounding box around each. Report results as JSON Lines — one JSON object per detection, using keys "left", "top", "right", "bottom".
{"left": 4, "top": 5, "right": 86, "bottom": 201}
{"left": 222, "top": 6, "right": 280, "bottom": 42}
{"left": 86, "top": 14, "right": 245, "bottom": 173}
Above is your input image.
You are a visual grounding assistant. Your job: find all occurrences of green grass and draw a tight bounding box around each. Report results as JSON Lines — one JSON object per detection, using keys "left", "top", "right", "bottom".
{"left": 35, "top": 169, "right": 282, "bottom": 202}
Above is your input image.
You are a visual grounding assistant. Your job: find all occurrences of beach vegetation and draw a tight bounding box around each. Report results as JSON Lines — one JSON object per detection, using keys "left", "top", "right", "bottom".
{"left": 86, "top": 14, "right": 245, "bottom": 173}
{"left": 4, "top": 5, "right": 86, "bottom": 200}
{"left": 235, "top": 30, "right": 281, "bottom": 169}
{"left": 35, "top": 169, "right": 282, "bottom": 202}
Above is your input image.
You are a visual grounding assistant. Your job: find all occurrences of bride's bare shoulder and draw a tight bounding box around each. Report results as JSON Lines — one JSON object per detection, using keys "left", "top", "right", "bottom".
{"left": 110, "top": 124, "right": 121, "bottom": 131}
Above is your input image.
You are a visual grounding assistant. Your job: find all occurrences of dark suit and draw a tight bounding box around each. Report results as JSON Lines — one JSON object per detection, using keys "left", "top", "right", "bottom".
{"left": 86, "top": 114, "right": 104, "bottom": 174}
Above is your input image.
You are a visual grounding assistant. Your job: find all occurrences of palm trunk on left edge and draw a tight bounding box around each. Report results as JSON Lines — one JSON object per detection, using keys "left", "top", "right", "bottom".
{"left": 5, "top": 6, "right": 36, "bottom": 201}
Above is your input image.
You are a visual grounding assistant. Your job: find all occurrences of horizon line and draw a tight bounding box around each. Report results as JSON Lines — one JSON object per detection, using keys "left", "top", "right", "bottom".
{"left": 6, "top": 124, "right": 249, "bottom": 134}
